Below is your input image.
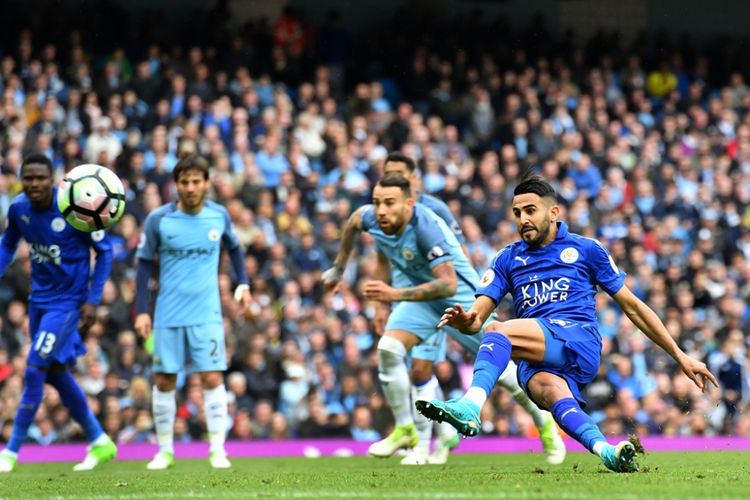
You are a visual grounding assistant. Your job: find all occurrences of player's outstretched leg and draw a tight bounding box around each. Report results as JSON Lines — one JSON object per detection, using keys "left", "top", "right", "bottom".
{"left": 417, "top": 331, "right": 512, "bottom": 437}
{"left": 415, "top": 399, "right": 480, "bottom": 436}
{"left": 204, "top": 383, "right": 231, "bottom": 469}
{"left": 497, "top": 362, "right": 566, "bottom": 465}
{"left": 369, "top": 336, "right": 418, "bottom": 457}
{"left": 550, "top": 397, "right": 638, "bottom": 473}
{"left": 147, "top": 386, "right": 176, "bottom": 470}
{"left": 46, "top": 369, "right": 117, "bottom": 471}
{"left": 0, "top": 366, "right": 47, "bottom": 473}
{"left": 600, "top": 441, "right": 639, "bottom": 473}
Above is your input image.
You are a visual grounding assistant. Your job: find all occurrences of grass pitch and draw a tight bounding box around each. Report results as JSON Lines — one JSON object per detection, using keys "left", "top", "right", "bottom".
{"left": 0, "top": 452, "right": 747, "bottom": 499}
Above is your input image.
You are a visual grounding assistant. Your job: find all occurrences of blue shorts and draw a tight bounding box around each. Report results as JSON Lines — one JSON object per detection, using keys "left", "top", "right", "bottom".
{"left": 516, "top": 318, "right": 602, "bottom": 408}
{"left": 153, "top": 323, "right": 227, "bottom": 374}
{"left": 27, "top": 303, "right": 86, "bottom": 368}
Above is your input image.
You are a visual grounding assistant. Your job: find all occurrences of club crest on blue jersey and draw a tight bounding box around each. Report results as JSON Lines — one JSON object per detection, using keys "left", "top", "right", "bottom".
{"left": 208, "top": 228, "right": 220, "bottom": 241}
{"left": 51, "top": 217, "right": 66, "bottom": 232}
{"left": 402, "top": 247, "right": 415, "bottom": 260}
{"left": 560, "top": 247, "right": 579, "bottom": 263}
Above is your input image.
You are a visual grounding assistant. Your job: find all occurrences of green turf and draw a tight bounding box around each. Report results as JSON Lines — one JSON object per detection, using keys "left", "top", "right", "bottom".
{"left": 1, "top": 452, "right": 747, "bottom": 499}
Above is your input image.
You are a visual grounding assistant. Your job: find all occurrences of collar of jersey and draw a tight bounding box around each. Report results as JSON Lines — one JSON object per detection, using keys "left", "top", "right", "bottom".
{"left": 518, "top": 221, "right": 569, "bottom": 250}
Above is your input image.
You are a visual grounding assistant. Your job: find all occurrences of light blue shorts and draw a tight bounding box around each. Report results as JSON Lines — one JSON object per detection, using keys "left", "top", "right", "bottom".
{"left": 386, "top": 291, "right": 477, "bottom": 362}
{"left": 153, "top": 323, "right": 227, "bottom": 374}
{"left": 411, "top": 330, "right": 446, "bottom": 362}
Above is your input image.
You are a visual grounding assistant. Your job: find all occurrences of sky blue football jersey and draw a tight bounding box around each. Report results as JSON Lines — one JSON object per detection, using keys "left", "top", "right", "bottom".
{"left": 136, "top": 200, "right": 240, "bottom": 328}
{"left": 389, "top": 193, "right": 465, "bottom": 288}
{"left": 475, "top": 222, "right": 625, "bottom": 323}
{"left": 361, "top": 203, "right": 478, "bottom": 294}
{"left": 0, "top": 187, "right": 113, "bottom": 306}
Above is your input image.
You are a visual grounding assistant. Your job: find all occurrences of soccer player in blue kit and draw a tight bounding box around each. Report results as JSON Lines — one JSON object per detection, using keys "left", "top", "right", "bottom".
{"left": 323, "top": 170, "right": 565, "bottom": 465}
{"left": 0, "top": 154, "right": 117, "bottom": 472}
{"left": 135, "top": 154, "right": 252, "bottom": 470}
{"left": 417, "top": 176, "right": 718, "bottom": 472}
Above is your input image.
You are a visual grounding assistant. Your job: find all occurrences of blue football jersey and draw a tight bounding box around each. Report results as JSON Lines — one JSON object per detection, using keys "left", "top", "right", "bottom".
{"left": 361, "top": 203, "right": 478, "bottom": 296}
{"left": 136, "top": 200, "right": 240, "bottom": 328}
{"left": 476, "top": 222, "right": 625, "bottom": 323}
{"left": 0, "top": 187, "right": 113, "bottom": 306}
{"left": 390, "top": 194, "right": 464, "bottom": 288}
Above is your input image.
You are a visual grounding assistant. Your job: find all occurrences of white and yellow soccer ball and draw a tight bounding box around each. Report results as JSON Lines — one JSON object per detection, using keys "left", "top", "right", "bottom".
{"left": 57, "top": 164, "right": 126, "bottom": 232}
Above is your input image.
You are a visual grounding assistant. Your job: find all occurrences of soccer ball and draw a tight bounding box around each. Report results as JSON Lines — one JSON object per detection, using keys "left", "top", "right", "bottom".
{"left": 57, "top": 164, "right": 126, "bottom": 232}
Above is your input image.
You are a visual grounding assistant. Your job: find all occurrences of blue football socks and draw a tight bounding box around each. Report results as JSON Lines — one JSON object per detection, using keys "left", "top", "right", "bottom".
{"left": 47, "top": 370, "right": 104, "bottom": 442}
{"left": 8, "top": 366, "right": 47, "bottom": 453}
{"left": 469, "top": 332, "right": 512, "bottom": 396}
{"left": 551, "top": 397, "right": 606, "bottom": 453}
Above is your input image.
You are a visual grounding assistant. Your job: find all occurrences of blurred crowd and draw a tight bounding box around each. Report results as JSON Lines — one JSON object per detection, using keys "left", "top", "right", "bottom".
{"left": 0, "top": 3, "right": 749, "bottom": 448}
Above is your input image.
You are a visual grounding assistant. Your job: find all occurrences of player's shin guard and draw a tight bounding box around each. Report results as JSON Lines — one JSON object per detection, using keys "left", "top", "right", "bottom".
{"left": 377, "top": 336, "right": 412, "bottom": 426}
{"left": 412, "top": 376, "right": 439, "bottom": 448}
{"left": 152, "top": 387, "right": 176, "bottom": 454}
{"left": 465, "top": 332, "right": 512, "bottom": 407}
{"left": 8, "top": 366, "right": 46, "bottom": 453}
{"left": 203, "top": 384, "right": 229, "bottom": 453}
{"left": 497, "top": 360, "right": 547, "bottom": 428}
{"left": 47, "top": 370, "right": 104, "bottom": 442}
{"left": 551, "top": 397, "right": 606, "bottom": 454}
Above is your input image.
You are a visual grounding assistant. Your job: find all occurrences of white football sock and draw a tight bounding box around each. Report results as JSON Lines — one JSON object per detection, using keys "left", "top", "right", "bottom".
{"left": 377, "top": 336, "right": 413, "bottom": 427}
{"left": 203, "top": 384, "right": 229, "bottom": 453}
{"left": 433, "top": 383, "right": 457, "bottom": 437}
{"left": 413, "top": 376, "right": 439, "bottom": 448}
{"left": 497, "top": 360, "right": 546, "bottom": 428}
{"left": 463, "top": 386, "right": 488, "bottom": 408}
{"left": 152, "top": 387, "right": 176, "bottom": 454}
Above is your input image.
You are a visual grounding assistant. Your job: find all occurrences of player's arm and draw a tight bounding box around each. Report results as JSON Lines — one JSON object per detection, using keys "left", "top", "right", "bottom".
{"left": 134, "top": 213, "right": 161, "bottom": 339}
{"left": 612, "top": 285, "right": 718, "bottom": 391}
{"left": 81, "top": 231, "right": 114, "bottom": 333}
{"left": 374, "top": 251, "right": 391, "bottom": 283}
{"left": 86, "top": 231, "right": 114, "bottom": 305}
{"left": 372, "top": 251, "right": 391, "bottom": 336}
{"left": 363, "top": 259, "right": 457, "bottom": 303}
{"left": 221, "top": 208, "right": 253, "bottom": 310}
{"left": 586, "top": 237, "right": 718, "bottom": 391}
{"left": 0, "top": 206, "right": 22, "bottom": 276}
{"left": 321, "top": 205, "right": 368, "bottom": 292}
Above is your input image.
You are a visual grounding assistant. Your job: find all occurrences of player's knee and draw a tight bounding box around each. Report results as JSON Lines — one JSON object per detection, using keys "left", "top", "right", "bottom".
{"left": 410, "top": 360, "right": 434, "bottom": 384}
{"left": 486, "top": 320, "right": 507, "bottom": 335}
{"left": 200, "top": 371, "right": 224, "bottom": 389}
{"left": 154, "top": 373, "right": 177, "bottom": 392}
{"left": 23, "top": 365, "right": 47, "bottom": 401}
{"left": 377, "top": 335, "right": 407, "bottom": 358}
{"left": 528, "top": 374, "right": 568, "bottom": 409}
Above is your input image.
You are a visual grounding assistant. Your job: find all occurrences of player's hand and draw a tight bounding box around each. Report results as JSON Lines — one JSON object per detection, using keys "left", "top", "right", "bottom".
{"left": 135, "top": 313, "right": 152, "bottom": 340}
{"left": 437, "top": 303, "right": 478, "bottom": 331}
{"left": 678, "top": 355, "right": 719, "bottom": 392}
{"left": 78, "top": 303, "right": 97, "bottom": 335}
{"left": 363, "top": 280, "right": 398, "bottom": 303}
{"left": 373, "top": 303, "right": 390, "bottom": 336}
{"left": 234, "top": 284, "right": 252, "bottom": 308}
{"left": 321, "top": 266, "right": 344, "bottom": 293}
